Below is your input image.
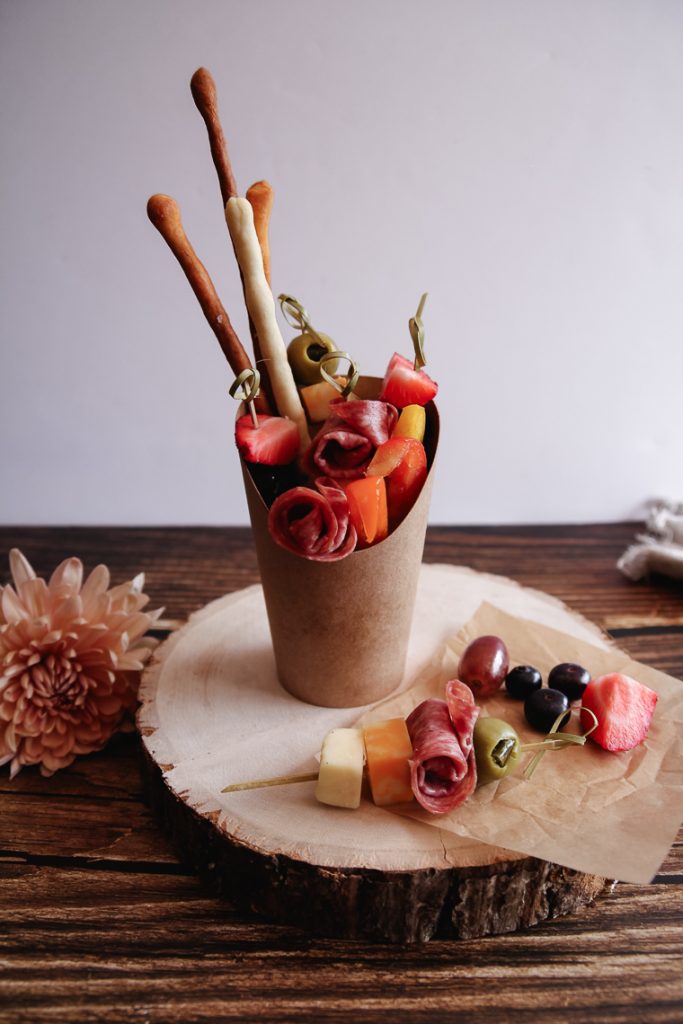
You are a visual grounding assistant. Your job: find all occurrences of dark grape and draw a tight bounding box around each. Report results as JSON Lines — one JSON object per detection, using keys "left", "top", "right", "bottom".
{"left": 458, "top": 635, "right": 509, "bottom": 700}
{"left": 524, "top": 688, "right": 570, "bottom": 733}
{"left": 505, "top": 665, "right": 542, "bottom": 700}
{"left": 548, "top": 663, "right": 590, "bottom": 702}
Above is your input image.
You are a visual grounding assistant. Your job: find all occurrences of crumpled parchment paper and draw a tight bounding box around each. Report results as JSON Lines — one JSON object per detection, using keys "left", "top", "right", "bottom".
{"left": 359, "top": 602, "right": 683, "bottom": 883}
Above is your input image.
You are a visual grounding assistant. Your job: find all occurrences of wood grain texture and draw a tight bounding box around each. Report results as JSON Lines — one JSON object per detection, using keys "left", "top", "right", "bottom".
{"left": 1, "top": 525, "right": 682, "bottom": 1021}
{"left": 2, "top": 523, "right": 681, "bottom": 626}
{"left": 2, "top": 864, "right": 682, "bottom": 1023}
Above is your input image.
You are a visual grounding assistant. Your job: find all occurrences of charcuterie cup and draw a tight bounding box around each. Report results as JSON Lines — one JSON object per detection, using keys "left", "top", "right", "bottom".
{"left": 240, "top": 377, "right": 439, "bottom": 708}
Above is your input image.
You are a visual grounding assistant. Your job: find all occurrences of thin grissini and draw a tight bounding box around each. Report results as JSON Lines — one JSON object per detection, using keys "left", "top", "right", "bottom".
{"left": 226, "top": 197, "right": 309, "bottom": 446}
{"left": 246, "top": 180, "right": 274, "bottom": 286}
{"left": 147, "top": 194, "right": 270, "bottom": 414}
{"left": 189, "top": 70, "right": 273, "bottom": 404}
{"left": 190, "top": 67, "right": 238, "bottom": 206}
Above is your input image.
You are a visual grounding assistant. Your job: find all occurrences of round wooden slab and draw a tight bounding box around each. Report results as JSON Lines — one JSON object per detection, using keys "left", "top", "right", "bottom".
{"left": 138, "top": 564, "right": 612, "bottom": 943}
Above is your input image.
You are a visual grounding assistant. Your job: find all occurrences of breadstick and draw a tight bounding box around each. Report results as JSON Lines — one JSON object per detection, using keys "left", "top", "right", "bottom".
{"left": 244, "top": 181, "right": 276, "bottom": 408}
{"left": 226, "top": 197, "right": 309, "bottom": 446}
{"left": 190, "top": 68, "right": 237, "bottom": 205}
{"left": 147, "top": 194, "right": 270, "bottom": 413}
{"left": 189, "top": 72, "right": 274, "bottom": 405}
{"left": 246, "top": 180, "right": 274, "bottom": 285}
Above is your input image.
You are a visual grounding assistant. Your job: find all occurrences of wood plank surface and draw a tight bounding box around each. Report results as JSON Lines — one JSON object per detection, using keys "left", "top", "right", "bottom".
{"left": 1, "top": 525, "right": 682, "bottom": 1022}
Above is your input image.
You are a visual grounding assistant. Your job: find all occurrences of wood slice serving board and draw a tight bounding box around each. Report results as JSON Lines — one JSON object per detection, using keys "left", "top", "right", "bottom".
{"left": 138, "top": 563, "right": 613, "bottom": 943}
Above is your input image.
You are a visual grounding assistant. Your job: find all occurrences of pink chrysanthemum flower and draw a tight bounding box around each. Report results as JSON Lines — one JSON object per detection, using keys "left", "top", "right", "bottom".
{"left": 0, "top": 549, "right": 162, "bottom": 778}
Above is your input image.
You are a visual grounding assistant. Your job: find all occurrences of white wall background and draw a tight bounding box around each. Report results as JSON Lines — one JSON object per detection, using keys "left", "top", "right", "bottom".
{"left": 1, "top": 0, "right": 682, "bottom": 526}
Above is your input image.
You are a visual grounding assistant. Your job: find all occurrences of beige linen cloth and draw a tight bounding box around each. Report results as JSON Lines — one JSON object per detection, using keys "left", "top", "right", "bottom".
{"left": 619, "top": 500, "right": 683, "bottom": 581}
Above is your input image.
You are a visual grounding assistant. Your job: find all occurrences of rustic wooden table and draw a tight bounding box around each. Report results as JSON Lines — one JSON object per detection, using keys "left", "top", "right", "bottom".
{"left": 2, "top": 524, "right": 682, "bottom": 1023}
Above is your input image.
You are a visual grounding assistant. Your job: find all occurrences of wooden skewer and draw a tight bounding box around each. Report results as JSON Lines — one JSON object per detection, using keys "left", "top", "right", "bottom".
{"left": 147, "top": 193, "right": 270, "bottom": 414}
{"left": 190, "top": 67, "right": 238, "bottom": 206}
{"left": 222, "top": 772, "right": 318, "bottom": 793}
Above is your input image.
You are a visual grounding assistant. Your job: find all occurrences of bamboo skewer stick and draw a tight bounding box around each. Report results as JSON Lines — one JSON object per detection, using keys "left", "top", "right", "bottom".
{"left": 147, "top": 194, "right": 270, "bottom": 414}
{"left": 222, "top": 772, "right": 318, "bottom": 794}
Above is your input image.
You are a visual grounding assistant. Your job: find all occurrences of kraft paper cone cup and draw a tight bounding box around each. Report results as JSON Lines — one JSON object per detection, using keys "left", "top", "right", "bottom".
{"left": 240, "top": 377, "right": 439, "bottom": 708}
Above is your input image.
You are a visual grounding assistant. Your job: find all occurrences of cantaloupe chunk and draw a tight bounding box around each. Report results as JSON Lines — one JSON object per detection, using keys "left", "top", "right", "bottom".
{"left": 363, "top": 718, "right": 413, "bottom": 806}
{"left": 345, "top": 476, "right": 388, "bottom": 546}
{"left": 300, "top": 378, "right": 354, "bottom": 422}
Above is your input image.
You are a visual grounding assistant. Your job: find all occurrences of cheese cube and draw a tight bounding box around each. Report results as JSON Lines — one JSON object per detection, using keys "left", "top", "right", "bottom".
{"left": 315, "top": 728, "right": 365, "bottom": 809}
{"left": 363, "top": 718, "right": 413, "bottom": 806}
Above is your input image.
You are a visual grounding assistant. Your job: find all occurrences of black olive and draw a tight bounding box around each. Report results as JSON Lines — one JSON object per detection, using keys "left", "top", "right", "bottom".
{"left": 549, "top": 663, "right": 590, "bottom": 702}
{"left": 524, "top": 688, "right": 570, "bottom": 733}
{"left": 505, "top": 665, "right": 542, "bottom": 700}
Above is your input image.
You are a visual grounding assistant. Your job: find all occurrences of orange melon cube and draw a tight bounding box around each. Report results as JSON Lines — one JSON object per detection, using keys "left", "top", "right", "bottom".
{"left": 363, "top": 718, "right": 414, "bottom": 806}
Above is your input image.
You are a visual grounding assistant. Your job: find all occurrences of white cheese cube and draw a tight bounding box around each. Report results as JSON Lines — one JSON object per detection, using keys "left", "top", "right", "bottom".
{"left": 315, "top": 728, "right": 365, "bottom": 809}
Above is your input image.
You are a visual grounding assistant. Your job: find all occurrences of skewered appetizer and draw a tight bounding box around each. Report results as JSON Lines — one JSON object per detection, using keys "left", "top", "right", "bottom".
{"left": 221, "top": 634, "right": 658, "bottom": 812}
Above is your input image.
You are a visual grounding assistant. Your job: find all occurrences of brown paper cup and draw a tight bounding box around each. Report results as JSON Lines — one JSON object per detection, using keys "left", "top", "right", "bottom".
{"left": 241, "top": 377, "right": 439, "bottom": 708}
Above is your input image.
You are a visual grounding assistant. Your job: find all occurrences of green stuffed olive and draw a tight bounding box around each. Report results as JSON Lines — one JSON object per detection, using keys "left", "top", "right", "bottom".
{"left": 473, "top": 717, "right": 521, "bottom": 785}
{"left": 286, "top": 332, "right": 338, "bottom": 385}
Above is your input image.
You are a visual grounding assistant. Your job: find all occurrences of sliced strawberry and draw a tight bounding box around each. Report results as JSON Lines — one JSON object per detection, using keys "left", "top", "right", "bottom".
{"left": 235, "top": 414, "right": 299, "bottom": 465}
{"left": 581, "top": 673, "right": 658, "bottom": 752}
{"left": 367, "top": 437, "right": 427, "bottom": 525}
{"left": 378, "top": 353, "right": 438, "bottom": 408}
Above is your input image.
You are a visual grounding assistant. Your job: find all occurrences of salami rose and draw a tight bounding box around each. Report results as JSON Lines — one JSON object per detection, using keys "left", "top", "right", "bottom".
{"left": 406, "top": 682, "right": 479, "bottom": 814}
{"left": 304, "top": 399, "right": 398, "bottom": 481}
{"left": 267, "top": 476, "right": 357, "bottom": 562}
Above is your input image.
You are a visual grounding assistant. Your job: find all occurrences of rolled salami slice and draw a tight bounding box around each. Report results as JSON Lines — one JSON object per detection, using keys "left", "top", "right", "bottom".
{"left": 445, "top": 679, "right": 479, "bottom": 763}
{"left": 406, "top": 683, "right": 479, "bottom": 814}
{"left": 304, "top": 399, "right": 398, "bottom": 481}
{"left": 267, "top": 476, "right": 357, "bottom": 562}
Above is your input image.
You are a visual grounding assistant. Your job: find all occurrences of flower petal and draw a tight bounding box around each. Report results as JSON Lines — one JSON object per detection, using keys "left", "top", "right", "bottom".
{"left": 1, "top": 586, "right": 28, "bottom": 626}
{"left": 49, "top": 557, "right": 83, "bottom": 595}
{"left": 16, "top": 578, "right": 49, "bottom": 620}
{"left": 50, "top": 595, "right": 83, "bottom": 631}
{"left": 80, "top": 564, "right": 111, "bottom": 612}
{"left": 9, "top": 549, "right": 36, "bottom": 588}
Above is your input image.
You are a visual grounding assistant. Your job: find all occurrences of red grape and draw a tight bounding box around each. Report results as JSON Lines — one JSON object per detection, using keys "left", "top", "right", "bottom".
{"left": 458, "top": 635, "right": 510, "bottom": 700}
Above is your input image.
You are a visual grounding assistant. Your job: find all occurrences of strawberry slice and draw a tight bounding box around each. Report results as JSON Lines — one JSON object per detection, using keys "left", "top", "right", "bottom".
{"left": 235, "top": 414, "right": 299, "bottom": 465}
{"left": 379, "top": 353, "right": 438, "bottom": 408}
{"left": 581, "top": 673, "right": 658, "bottom": 752}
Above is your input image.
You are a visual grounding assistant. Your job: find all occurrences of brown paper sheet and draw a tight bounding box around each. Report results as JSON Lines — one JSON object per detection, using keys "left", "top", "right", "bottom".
{"left": 359, "top": 602, "right": 683, "bottom": 883}
{"left": 242, "top": 377, "right": 439, "bottom": 708}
